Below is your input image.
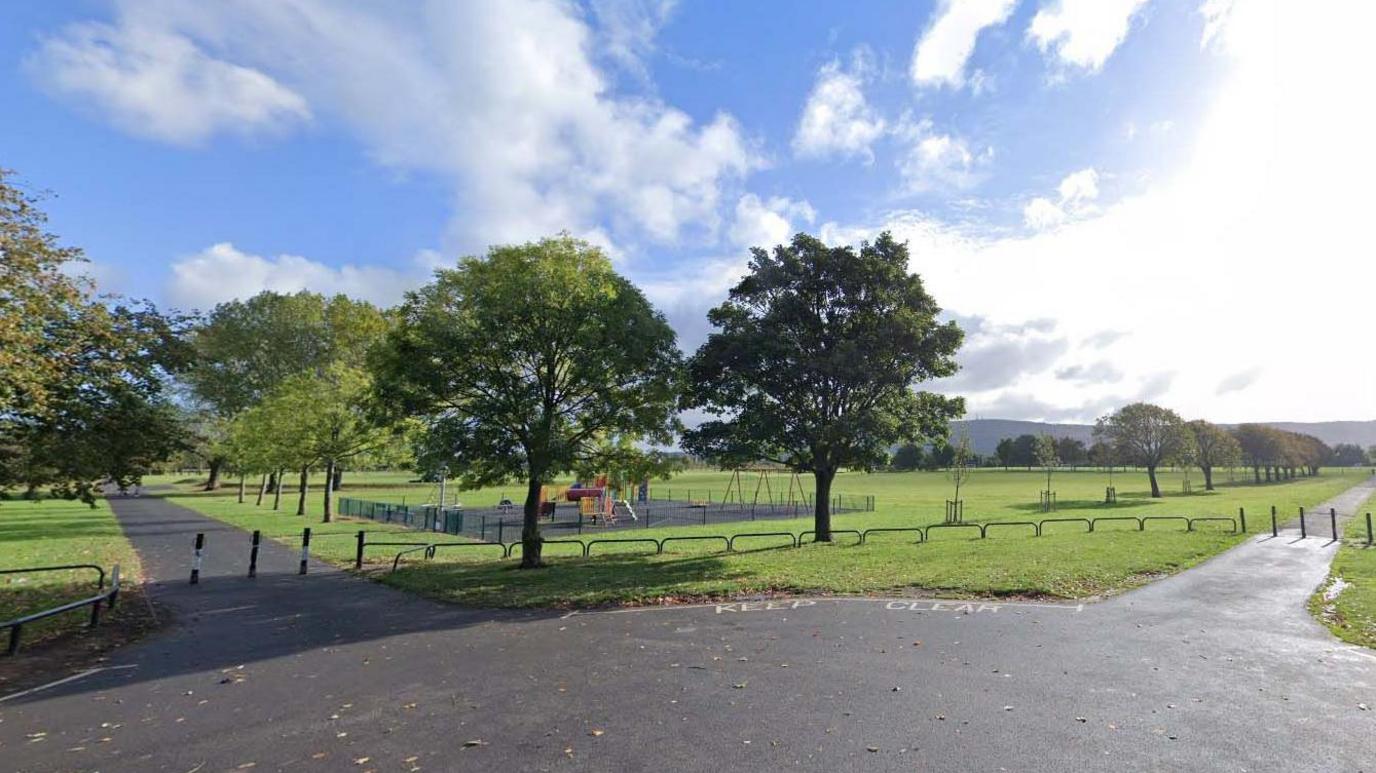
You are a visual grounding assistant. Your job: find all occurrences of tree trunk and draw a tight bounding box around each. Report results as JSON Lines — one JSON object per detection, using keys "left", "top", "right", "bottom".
{"left": 237, "top": 473, "right": 246, "bottom": 504}
{"left": 255, "top": 474, "right": 269, "bottom": 506}
{"left": 205, "top": 458, "right": 223, "bottom": 491}
{"left": 268, "top": 470, "right": 278, "bottom": 493}
{"left": 1147, "top": 465, "right": 1162, "bottom": 498}
{"left": 1253, "top": 466, "right": 1261, "bottom": 484}
{"left": 1202, "top": 465, "right": 1214, "bottom": 491}
{"left": 813, "top": 467, "right": 835, "bottom": 541}
{"left": 272, "top": 468, "right": 284, "bottom": 510}
{"left": 322, "top": 459, "right": 336, "bottom": 523}
{"left": 296, "top": 466, "right": 309, "bottom": 516}
{"left": 520, "top": 476, "right": 544, "bottom": 569}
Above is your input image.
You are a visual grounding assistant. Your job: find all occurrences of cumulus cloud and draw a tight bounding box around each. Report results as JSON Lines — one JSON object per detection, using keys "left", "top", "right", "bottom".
{"left": 792, "top": 55, "right": 887, "bottom": 162}
{"left": 166, "top": 242, "right": 422, "bottom": 311}
{"left": 911, "top": 0, "right": 1018, "bottom": 88}
{"left": 814, "top": 0, "right": 1376, "bottom": 423}
{"left": 1027, "top": 0, "right": 1149, "bottom": 72}
{"left": 933, "top": 315, "right": 1069, "bottom": 393}
{"left": 895, "top": 118, "right": 991, "bottom": 193}
{"left": 728, "top": 194, "right": 816, "bottom": 250}
{"left": 31, "top": 0, "right": 759, "bottom": 251}
{"left": 1023, "top": 167, "right": 1099, "bottom": 230}
{"left": 27, "top": 17, "right": 309, "bottom": 145}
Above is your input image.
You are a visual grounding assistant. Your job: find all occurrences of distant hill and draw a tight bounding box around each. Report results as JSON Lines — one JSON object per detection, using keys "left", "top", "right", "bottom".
{"left": 951, "top": 420, "right": 1095, "bottom": 455}
{"left": 952, "top": 418, "right": 1376, "bottom": 456}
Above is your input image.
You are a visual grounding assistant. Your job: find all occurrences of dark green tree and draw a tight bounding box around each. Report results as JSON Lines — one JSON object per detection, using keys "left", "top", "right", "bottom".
{"left": 994, "top": 437, "right": 1015, "bottom": 469}
{"left": 682, "top": 232, "right": 963, "bottom": 541}
{"left": 372, "top": 235, "right": 681, "bottom": 568}
{"left": 890, "top": 443, "right": 925, "bottom": 471}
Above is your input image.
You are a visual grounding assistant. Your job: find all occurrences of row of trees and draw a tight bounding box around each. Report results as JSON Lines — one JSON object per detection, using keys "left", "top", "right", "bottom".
{"left": 158, "top": 232, "right": 964, "bottom": 568}
{"left": 6, "top": 162, "right": 965, "bottom": 568}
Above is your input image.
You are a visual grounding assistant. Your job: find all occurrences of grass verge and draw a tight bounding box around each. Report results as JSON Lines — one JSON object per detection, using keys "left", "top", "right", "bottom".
{"left": 0, "top": 497, "right": 143, "bottom": 648}
{"left": 1309, "top": 493, "right": 1376, "bottom": 649}
{"left": 165, "top": 469, "right": 1369, "bottom": 609}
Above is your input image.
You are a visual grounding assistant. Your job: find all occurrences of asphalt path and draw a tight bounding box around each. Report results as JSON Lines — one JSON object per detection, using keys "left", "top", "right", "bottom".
{"left": 2, "top": 481, "right": 1374, "bottom": 772}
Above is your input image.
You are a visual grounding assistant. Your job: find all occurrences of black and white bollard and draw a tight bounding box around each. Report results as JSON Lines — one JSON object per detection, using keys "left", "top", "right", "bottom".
{"left": 248, "top": 530, "right": 261, "bottom": 578}
{"left": 191, "top": 532, "right": 205, "bottom": 584}
{"left": 299, "top": 528, "right": 311, "bottom": 575}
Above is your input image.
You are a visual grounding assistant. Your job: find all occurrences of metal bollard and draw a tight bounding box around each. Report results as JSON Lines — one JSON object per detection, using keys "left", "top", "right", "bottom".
{"left": 299, "top": 528, "right": 311, "bottom": 575}
{"left": 190, "top": 532, "right": 205, "bottom": 584}
{"left": 355, "top": 530, "right": 366, "bottom": 569}
{"left": 1239, "top": 507, "right": 1246, "bottom": 534}
{"left": 1271, "top": 505, "right": 1277, "bottom": 537}
{"left": 1331, "top": 508, "right": 1338, "bottom": 541}
{"left": 248, "top": 530, "right": 261, "bottom": 578}
{"left": 1300, "top": 507, "right": 1307, "bottom": 539}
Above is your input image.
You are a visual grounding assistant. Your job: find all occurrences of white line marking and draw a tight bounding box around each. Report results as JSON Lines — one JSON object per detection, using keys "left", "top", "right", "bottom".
{"left": 588, "top": 595, "right": 1082, "bottom": 617}
{"left": 0, "top": 664, "right": 137, "bottom": 704}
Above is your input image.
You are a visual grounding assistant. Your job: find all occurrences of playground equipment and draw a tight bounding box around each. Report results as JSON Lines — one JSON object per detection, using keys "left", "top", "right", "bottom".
{"left": 722, "top": 467, "right": 809, "bottom": 511}
{"left": 562, "top": 475, "right": 645, "bottom": 525}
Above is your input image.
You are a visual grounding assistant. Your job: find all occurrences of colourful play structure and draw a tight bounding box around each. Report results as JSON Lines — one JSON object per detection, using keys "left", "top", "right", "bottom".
{"left": 537, "top": 475, "right": 649, "bottom": 525}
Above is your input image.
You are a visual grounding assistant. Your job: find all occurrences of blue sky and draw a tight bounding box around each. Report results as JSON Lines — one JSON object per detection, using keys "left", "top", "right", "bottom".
{"left": 2, "top": 1, "right": 1371, "bottom": 423}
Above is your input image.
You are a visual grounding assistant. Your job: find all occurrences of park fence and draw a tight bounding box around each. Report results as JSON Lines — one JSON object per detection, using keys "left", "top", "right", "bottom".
{"left": 337, "top": 492, "right": 876, "bottom": 543}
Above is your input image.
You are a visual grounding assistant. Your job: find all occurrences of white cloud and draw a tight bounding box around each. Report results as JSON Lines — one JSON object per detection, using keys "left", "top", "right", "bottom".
{"left": 825, "top": 0, "right": 1376, "bottom": 423}
{"left": 27, "top": 18, "right": 310, "bottom": 145}
{"left": 1023, "top": 167, "right": 1099, "bottom": 229}
{"left": 1027, "top": 0, "right": 1148, "bottom": 71}
{"left": 590, "top": 0, "right": 679, "bottom": 83}
{"left": 895, "top": 118, "right": 991, "bottom": 192}
{"left": 166, "top": 243, "right": 420, "bottom": 310}
{"left": 911, "top": 0, "right": 1018, "bottom": 88}
{"left": 31, "top": 0, "right": 759, "bottom": 250}
{"left": 729, "top": 194, "right": 816, "bottom": 249}
{"left": 792, "top": 57, "right": 887, "bottom": 162}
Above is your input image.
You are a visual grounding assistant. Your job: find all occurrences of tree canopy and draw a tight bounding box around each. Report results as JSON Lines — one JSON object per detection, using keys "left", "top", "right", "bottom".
{"left": 1, "top": 170, "right": 190, "bottom": 502}
{"left": 681, "top": 231, "right": 964, "bottom": 540}
{"left": 372, "top": 235, "right": 681, "bottom": 567}
{"left": 1094, "top": 403, "right": 1193, "bottom": 498}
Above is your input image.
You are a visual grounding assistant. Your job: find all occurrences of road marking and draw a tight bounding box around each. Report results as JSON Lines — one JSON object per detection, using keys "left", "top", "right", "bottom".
{"left": 714, "top": 600, "right": 817, "bottom": 614}
{"left": 592, "top": 596, "right": 1082, "bottom": 617}
{"left": 0, "top": 664, "right": 138, "bottom": 704}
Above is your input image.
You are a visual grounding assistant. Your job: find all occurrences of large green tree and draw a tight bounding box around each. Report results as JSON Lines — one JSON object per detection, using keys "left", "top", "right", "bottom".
{"left": 372, "top": 235, "right": 681, "bottom": 567}
{"left": 184, "top": 291, "right": 388, "bottom": 489}
{"left": 1094, "top": 403, "right": 1193, "bottom": 498}
{"left": 1, "top": 170, "right": 190, "bottom": 502}
{"left": 681, "top": 232, "right": 963, "bottom": 541}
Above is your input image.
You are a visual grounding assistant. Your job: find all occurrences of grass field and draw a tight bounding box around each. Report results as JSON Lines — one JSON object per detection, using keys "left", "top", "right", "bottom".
{"left": 1309, "top": 491, "right": 1376, "bottom": 649}
{"left": 0, "top": 498, "right": 143, "bottom": 646}
{"left": 160, "top": 466, "right": 1369, "bottom": 608}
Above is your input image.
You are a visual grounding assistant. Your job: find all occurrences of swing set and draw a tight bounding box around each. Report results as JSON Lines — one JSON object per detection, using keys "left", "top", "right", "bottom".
{"left": 720, "top": 467, "right": 809, "bottom": 510}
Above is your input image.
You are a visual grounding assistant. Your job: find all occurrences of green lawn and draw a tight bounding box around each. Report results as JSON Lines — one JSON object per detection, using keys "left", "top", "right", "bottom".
{"left": 163, "top": 466, "right": 1369, "bottom": 608}
{"left": 1309, "top": 492, "right": 1376, "bottom": 649}
{"left": 0, "top": 497, "right": 143, "bottom": 645}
